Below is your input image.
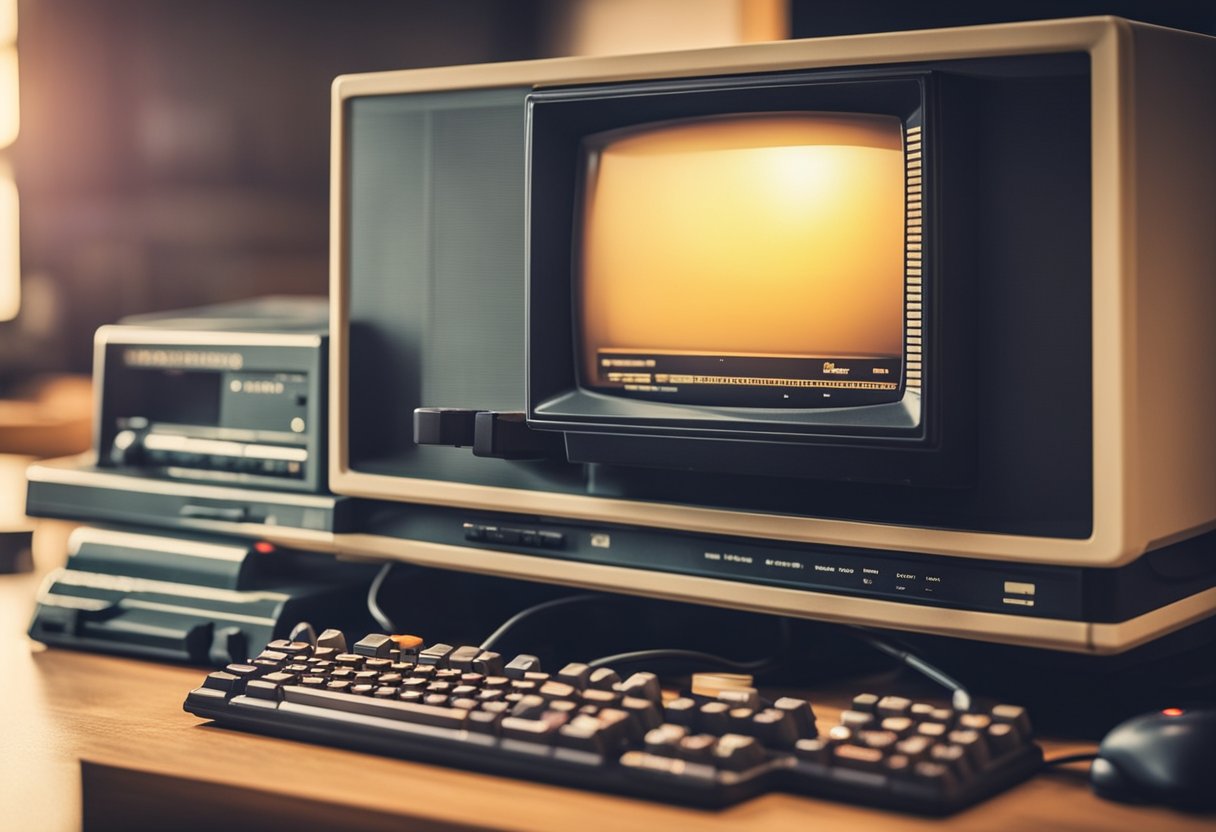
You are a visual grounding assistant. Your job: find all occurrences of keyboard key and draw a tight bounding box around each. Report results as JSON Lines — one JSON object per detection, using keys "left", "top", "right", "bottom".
{"left": 502, "top": 713, "right": 566, "bottom": 744}
{"left": 202, "top": 671, "right": 245, "bottom": 695}
{"left": 876, "top": 696, "right": 912, "bottom": 718}
{"left": 947, "top": 729, "right": 990, "bottom": 769}
{"left": 716, "top": 687, "right": 761, "bottom": 710}
{"left": 910, "top": 760, "right": 959, "bottom": 795}
{"left": 881, "top": 716, "right": 915, "bottom": 736}
{"left": 262, "top": 671, "right": 298, "bottom": 686}
{"left": 664, "top": 697, "right": 698, "bottom": 727}
{"left": 713, "top": 733, "right": 765, "bottom": 771}
{"left": 986, "top": 722, "right": 1021, "bottom": 755}
{"left": 884, "top": 753, "right": 913, "bottom": 776}
{"left": 619, "top": 751, "right": 719, "bottom": 784}
{"left": 794, "top": 737, "right": 830, "bottom": 763}
{"left": 857, "top": 730, "right": 899, "bottom": 752}
{"left": 833, "top": 744, "right": 884, "bottom": 771}
{"left": 579, "top": 689, "right": 621, "bottom": 708}
{"left": 448, "top": 645, "right": 482, "bottom": 670}
{"left": 556, "top": 662, "right": 593, "bottom": 689}
{"left": 418, "top": 643, "right": 454, "bottom": 667}
{"left": 315, "top": 629, "right": 347, "bottom": 651}
{"left": 620, "top": 697, "right": 662, "bottom": 735}
{"left": 827, "top": 725, "right": 854, "bottom": 744}
{"left": 468, "top": 708, "right": 504, "bottom": 735}
{"left": 697, "top": 701, "right": 731, "bottom": 735}
{"left": 539, "top": 680, "right": 577, "bottom": 701}
{"left": 587, "top": 668, "right": 621, "bottom": 690}
{"left": 990, "top": 704, "right": 1031, "bottom": 738}
{"left": 511, "top": 694, "right": 547, "bottom": 719}
{"left": 839, "top": 710, "right": 876, "bottom": 729}
{"left": 617, "top": 672, "right": 661, "bottom": 702}
{"left": 472, "top": 651, "right": 504, "bottom": 676}
{"left": 644, "top": 724, "right": 688, "bottom": 755}
{"left": 557, "top": 714, "right": 610, "bottom": 754}
{"left": 895, "top": 735, "right": 934, "bottom": 760}
{"left": 548, "top": 700, "right": 579, "bottom": 717}
{"left": 246, "top": 678, "right": 287, "bottom": 701}
{"left": 773, "top": 697, "right": 817, "bottom": 739}
{"left": 504, "top": 654, "right": 542, "bottom": 679}
{"left": 916, "top": 722, "right": 948, "bottom": 740}
{"left": 283, "top": 686, "right": 469, "bottom": 730}
{"left": 928, "top": 707, "right": 955, "bottom": 726}
{"left": 223, "top": 663, "right": 260, "bottom": 681}
{"left": 676, "top": 734, "right": 718, "bottom": 763}
{"left": 266, "top": 639, "right": 312, "bottom": 657}
{"left": 851, "top": 693, "right": 880, "bottom": 713}
{"left": 593, "top": 708, "right": 632, "bottom": 747}
{"left": 728, "top": 708, "right": 756, "bottom": 734}
{"left": 958, "top": 713, "right": 993, "bottom": 732}
{"left": 750, "top": 708, "right": 799, "bottom": 748}
{"left": 929, "top": 743, "right": 971, "bottom": 779}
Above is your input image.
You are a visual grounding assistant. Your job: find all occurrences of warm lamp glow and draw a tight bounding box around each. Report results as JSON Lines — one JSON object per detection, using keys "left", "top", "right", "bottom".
{"left": 0, "top": 47, "right": 15, "bottom": 149}
{"left": 1, "top": 0, "right": 17, "bottom": 321}
{"left": 579, "top": 113, "right": 905, "bottom": 384}
{"left": 0, "top": 0, "right": 14, "bottom": 45}
{"left": 0, "top": 171, "right": 18, "bottom": 321}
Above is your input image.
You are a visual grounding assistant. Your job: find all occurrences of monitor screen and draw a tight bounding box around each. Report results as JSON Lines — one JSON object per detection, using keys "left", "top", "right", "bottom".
{"left": 576, "top": 112, "right": 911, "bottom": 408}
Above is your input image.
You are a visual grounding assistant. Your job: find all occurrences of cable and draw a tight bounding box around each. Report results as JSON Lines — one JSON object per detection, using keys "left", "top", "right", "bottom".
{"left": 849, "top": 627, "right": 974, "bottom": 712}
{"left": 1041, "top": 752, "right": 1098, "bottom": 769}
{"left": 480, "top": 593, "right": 603, "bottom": 651}
{"left": 586, "top": 617, "right": 793, "bottom": 673}
{"left": 367, "top": 562, "right": 398, "bottom": 633}
{"left": 586, "top": 648, "right": 782, "bottom": 672}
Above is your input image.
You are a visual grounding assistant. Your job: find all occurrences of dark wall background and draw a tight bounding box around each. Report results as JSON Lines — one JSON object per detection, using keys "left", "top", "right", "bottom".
{"left": 790, "top": 0, "right": 1216, "bottom": 38}
{"left": 7, "top": 0, "right": 555, "bottom": 375}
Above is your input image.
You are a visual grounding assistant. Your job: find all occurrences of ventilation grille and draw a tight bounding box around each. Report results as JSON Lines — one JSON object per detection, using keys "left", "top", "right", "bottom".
{"left": 904, "top": 124, "right": 923, "bottom": 393}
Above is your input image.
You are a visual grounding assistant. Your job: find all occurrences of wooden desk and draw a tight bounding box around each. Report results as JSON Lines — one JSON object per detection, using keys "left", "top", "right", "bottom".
{"left": 0, "top": 462, "right": 1210, "bottom": 830}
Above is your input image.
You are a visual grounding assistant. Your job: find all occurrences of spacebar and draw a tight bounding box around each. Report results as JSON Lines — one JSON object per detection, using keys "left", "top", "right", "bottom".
{"left": 281, "top": 686, "right": 469, "bottom": 730}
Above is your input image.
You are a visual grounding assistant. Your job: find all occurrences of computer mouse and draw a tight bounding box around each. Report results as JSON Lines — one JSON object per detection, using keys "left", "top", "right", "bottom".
{"left": 1090, "top": 707, "right": 1216, "bottom": 811}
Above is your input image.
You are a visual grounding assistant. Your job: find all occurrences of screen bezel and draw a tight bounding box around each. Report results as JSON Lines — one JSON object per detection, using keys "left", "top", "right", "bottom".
{"left": 529, "top": 72, "right": 929, "bottom": 441}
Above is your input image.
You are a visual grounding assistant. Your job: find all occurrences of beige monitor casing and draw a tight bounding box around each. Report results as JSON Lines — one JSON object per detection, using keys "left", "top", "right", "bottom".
{"left": 328, "top": 18, "right": 1216, "bottom": 653}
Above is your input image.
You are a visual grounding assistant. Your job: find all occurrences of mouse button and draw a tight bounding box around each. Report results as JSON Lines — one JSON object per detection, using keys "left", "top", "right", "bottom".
{"left": 1089, "top": 757, "right": 1144, "bottom": 804}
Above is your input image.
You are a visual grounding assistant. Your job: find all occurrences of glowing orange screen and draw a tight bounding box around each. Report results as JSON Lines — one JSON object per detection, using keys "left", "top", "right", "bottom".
{"left": 578, "top": 113, "right": 905, "bottom": 385}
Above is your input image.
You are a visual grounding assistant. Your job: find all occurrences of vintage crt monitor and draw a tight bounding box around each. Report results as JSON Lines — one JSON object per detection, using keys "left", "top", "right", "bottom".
{"left": 331, "top": 18, "right": 1216, "bottom": 654}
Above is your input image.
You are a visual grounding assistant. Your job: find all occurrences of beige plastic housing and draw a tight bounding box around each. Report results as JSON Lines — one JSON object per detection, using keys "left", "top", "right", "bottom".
{"left": 328, "top": 18, "right": 1216, "bottom": 652}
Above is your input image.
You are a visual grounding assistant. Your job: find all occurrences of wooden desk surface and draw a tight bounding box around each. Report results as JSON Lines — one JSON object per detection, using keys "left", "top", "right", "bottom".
{"left": 0, "top": 467, "right": 1211, "bottom": 830}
